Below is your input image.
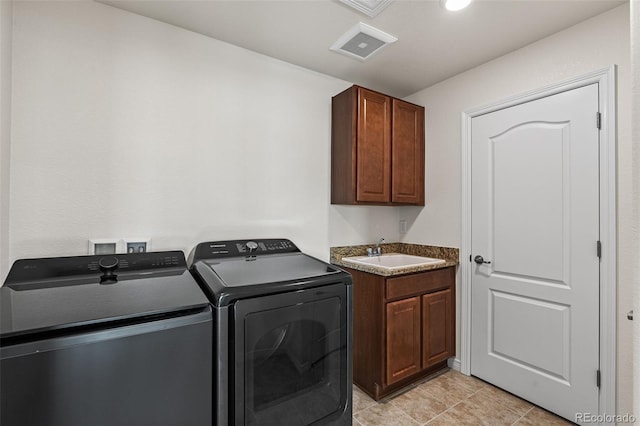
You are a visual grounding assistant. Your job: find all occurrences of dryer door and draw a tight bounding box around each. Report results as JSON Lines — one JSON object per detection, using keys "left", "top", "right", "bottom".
{"left": 233, "top": 283, "right": 351, "bottom": 425}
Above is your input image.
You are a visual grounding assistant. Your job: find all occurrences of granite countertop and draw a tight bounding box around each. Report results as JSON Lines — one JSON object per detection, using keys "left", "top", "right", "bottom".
{"left": 330, "top": 243, "right": 459, "bottom": 277}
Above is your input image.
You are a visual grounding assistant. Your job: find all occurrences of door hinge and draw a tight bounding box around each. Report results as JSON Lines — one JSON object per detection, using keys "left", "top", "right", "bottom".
{"left": 596, "top": 370, "right": 601, "bottom": 388}
{"left": 596, "top": 112, "right": 602, "bottom": 130}
{"left": 597, "top": 240, "right": 602, "bottom": 259}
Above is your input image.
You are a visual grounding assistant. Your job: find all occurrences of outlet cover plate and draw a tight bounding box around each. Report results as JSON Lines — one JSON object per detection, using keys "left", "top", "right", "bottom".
{"left": 88, "top": 239, "right": 119, "bottom": 255}
{"left": 123, "top": 238, "right": 151, "bottom": 254}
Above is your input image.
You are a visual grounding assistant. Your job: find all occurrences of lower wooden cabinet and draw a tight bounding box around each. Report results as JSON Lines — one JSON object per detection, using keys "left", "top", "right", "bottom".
{"left": 346, "top": 266, "right": 455, "bottom": 400}
{"left": 386, "top": 297, "right": 421, "bottom": 385}
{"left": 422, "top": 289, "right": 453, "bottom": 367}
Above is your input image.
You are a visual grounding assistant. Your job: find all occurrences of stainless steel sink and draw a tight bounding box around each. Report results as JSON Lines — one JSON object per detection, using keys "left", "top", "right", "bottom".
{"left": 340, "top": 253, "right": 445, "bottom": 270}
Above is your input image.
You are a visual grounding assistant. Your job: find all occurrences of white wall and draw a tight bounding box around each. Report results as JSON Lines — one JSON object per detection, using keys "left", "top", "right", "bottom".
{"left": 7, "top": 0, "right": 400, "bottom": 269}
{"left": 7, "top": 0, "right": 635, "bottom": 413}
{"left": 0, "top": 0, "right": 12, "bottom": 283}
{"left": 405, "top": 4, "right": 633, "bottom": 416}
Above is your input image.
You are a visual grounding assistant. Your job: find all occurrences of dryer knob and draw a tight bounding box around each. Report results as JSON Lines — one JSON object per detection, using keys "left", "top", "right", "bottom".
{"left": 246, "top": 241, "right": 259, "bottom": 253}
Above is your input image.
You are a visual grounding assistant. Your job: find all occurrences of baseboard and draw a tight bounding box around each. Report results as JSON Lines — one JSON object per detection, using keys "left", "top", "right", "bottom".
{"left": 447, "top": 357, "right": 462, "bottom": 372}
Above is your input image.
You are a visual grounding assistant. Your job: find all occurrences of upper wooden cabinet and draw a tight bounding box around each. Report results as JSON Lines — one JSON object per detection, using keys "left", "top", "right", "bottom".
{"left": 331, "top": 85, "right": 425, "bottom": 206}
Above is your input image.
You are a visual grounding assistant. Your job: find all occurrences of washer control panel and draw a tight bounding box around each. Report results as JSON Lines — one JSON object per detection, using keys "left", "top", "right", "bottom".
{"left": 4, "top": 251, "right": 186, "bottom": 287}
{"left": 191, "top": 239, "right": 299, "bottom": 261}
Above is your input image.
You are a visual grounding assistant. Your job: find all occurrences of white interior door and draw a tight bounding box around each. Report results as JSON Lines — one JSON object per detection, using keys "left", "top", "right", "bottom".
{"left": 470, "top": 83, "right": 600, "bottom": 421}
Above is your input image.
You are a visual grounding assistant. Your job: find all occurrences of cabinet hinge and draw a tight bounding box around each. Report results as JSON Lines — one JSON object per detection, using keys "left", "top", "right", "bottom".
{"left": 596, "top": 370, "right": 601, "bottom": 388}
{"left": 597, "top": 241, "right": 602, "bottom": 259}
{"left": 596, "top": 112, "right": 602, "bottom": 130}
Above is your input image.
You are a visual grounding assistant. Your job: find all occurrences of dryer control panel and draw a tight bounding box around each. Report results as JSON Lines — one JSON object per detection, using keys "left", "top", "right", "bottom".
{"left": 189, "top": 239, "right": 299, "bottom": 263}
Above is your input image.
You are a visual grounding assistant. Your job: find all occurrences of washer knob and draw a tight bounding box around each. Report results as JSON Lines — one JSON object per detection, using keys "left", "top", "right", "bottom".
{"left": 99, "top": 256, "right": 119, "bottom": 270}
{"left": 99, "top": 256, "right": 119, "bottom": 284}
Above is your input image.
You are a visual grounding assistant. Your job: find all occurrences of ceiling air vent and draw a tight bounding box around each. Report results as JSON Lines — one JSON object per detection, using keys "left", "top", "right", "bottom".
{"left": 330, "top": 22, "right": 398, "bottom": 61}
{"left": 339, "top": 0, "right": 394, "bottom": 18}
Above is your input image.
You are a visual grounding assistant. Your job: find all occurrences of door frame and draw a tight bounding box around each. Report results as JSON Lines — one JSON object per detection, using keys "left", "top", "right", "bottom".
{"left": 459, "top": 66, "right": 617, "bottom": 419}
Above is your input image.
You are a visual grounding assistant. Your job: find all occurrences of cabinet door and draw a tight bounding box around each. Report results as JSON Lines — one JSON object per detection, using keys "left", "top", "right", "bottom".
{"left": 391, "top": 99, "right": 424, "bottom": 205}
{"left": 357, "top": 88, "right": 391, "bottom": 203}
{"left": 422, "top": 289, "right": 453, "bottom": 367}
{"left": 386, "top": 297, "right": 421, "bottom": 385}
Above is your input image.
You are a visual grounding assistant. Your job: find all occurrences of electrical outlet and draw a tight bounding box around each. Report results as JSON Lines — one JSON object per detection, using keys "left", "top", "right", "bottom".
{"left": 123, "top": 238, "right": 151, "bottom": 254}
{"left": 399, "top": 219, "right": 407, "bottom": 234}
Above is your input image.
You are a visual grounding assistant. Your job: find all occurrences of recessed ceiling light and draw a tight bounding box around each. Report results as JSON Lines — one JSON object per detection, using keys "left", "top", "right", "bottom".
{"left": 441, "top": 0, "right": 472, "bottom": 12}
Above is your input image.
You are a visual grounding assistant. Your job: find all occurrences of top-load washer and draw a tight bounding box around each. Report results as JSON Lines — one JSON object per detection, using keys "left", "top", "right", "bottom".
{"left": 189, "top": 238, "right": 352, "bottom": 426}
{"left": 1, "top": 251, "right": 213, "bottom": 426}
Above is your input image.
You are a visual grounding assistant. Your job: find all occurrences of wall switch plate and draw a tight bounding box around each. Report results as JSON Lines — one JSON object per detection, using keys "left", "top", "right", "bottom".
{"left": 399, "top": 219, "right": 407, "bottom": 234}
{"left": 123, "top": 238, "right": 151, "bottom": 254}
{"left": 88, "top": 239, "right": 119, "bottom": 255}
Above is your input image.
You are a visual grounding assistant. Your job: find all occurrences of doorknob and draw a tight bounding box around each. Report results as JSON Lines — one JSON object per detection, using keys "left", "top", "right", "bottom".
{"left": 474, "top": 255, "right": 491, "bottom": 265}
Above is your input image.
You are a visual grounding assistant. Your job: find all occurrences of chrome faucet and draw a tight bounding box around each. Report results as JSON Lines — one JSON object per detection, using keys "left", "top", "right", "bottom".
{"left": 367, "top": 238, "right": 385, "bottom": 256}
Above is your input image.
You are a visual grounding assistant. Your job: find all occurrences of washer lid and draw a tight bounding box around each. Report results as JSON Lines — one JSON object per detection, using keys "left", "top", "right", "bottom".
{"left": 192, "top": 252, "right": 350, "bottom": 307}
{"left": 1, "top": 252, "right": 210, "bottom": 340}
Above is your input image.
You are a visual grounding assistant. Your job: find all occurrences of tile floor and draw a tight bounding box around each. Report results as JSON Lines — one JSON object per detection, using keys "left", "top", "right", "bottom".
{"left": 352, "top": 369, "right": 574, "bottom": 425}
